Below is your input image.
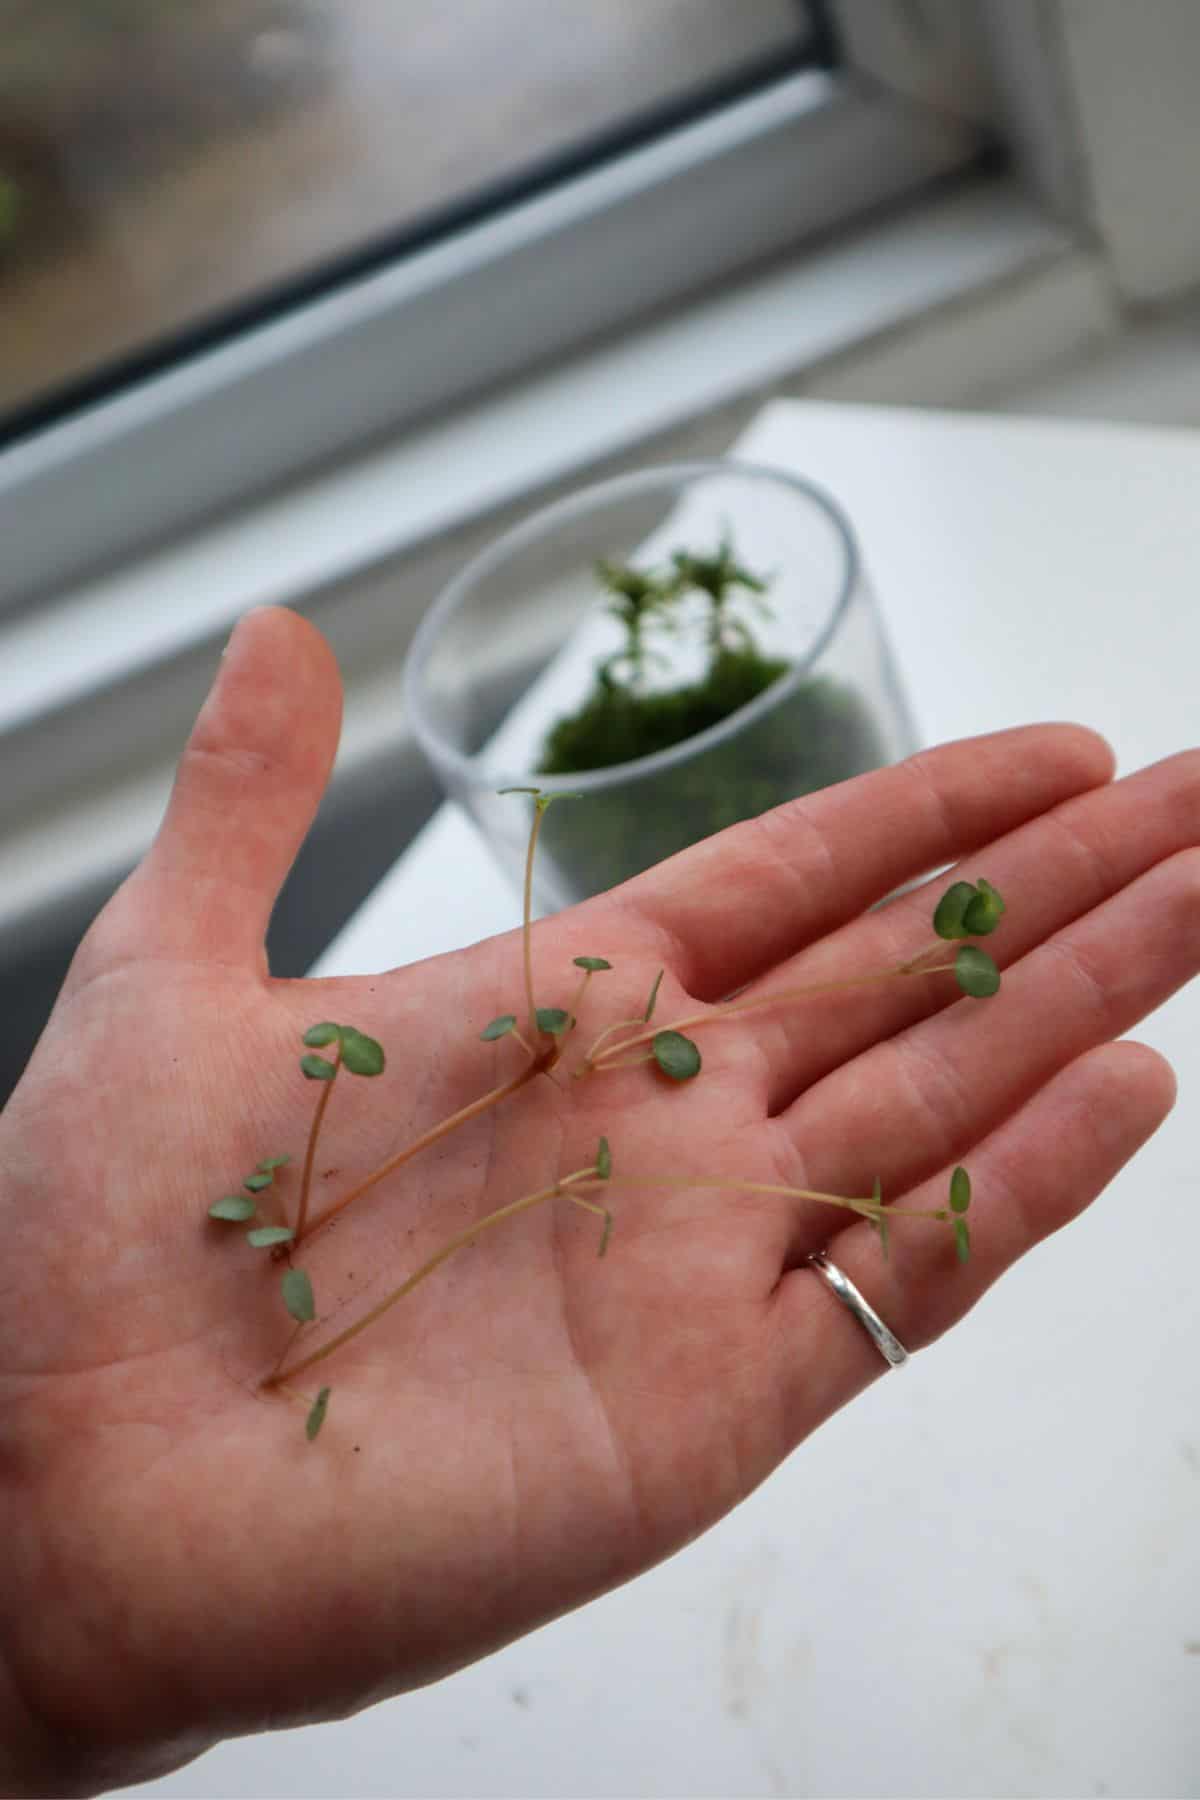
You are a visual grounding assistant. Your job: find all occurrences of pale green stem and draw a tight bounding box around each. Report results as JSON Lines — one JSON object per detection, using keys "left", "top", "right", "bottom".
{"left": 273, "top": 1381, "right": 315, "bottom": 1410}
{"left": 294, "top": 1041, "right": 341, "bottom": 1241}
{"left": 522, "top": 802, "right": 547, "bottom": 1037}
{"left": 587, "top": 1051, "right": 656, "bottom": 1073}
{"left": 579, "top": 1012, "right": 650, "bottom": 1070}
{"left": 567, "top": 1190, "right": 614, "bottom": 1256}
{"left": 896, "top": 939, "right": 952, "bottom": 973}
{"left": 587, "top": 960, "right": 958, "bottom": 1070}
{"left": 566, "top": 1192, "right": 610, "bottom": 1222}
{"left": 572, "top": 1172, "right": 950, "bottom": 1224}
{"left": 567, "top": 968, "right": 592, "bottom": 1023}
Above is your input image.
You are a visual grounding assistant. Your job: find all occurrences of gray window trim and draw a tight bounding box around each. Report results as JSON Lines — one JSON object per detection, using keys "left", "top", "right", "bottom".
{"left": 0, "top": 64, "right": 984, "bottom": 615}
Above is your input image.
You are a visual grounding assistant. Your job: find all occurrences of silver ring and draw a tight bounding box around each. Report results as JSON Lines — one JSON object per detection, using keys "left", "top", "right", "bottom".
{"left": 807, "top": 1252, "right": 909, "bottom": 1368}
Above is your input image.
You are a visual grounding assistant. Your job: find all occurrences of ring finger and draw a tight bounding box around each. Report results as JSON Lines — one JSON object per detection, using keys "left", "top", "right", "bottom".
{"left": 764, "top": 1039, "right": 1176, "bottom": 1443}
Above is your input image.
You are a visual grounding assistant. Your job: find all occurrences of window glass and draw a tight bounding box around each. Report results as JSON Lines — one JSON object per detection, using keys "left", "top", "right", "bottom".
{"left": 0, "top": 0, "right": 824, "bottom": 431}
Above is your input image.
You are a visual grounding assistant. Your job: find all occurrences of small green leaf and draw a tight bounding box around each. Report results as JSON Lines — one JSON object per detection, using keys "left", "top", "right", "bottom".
{"left": 498, "top": 785, "right": 541, "bottom": 795}
{"left": 643, "top": 968, "right": 664, "bottom": 1022}
{"left": 305, "top": 1387, "right": 331, "bottom": 1442}
{"left": 953, "top": 1216, "right": 971, "bottom": 1264}
{"left": 535, "top": 1007, "right": 572, "bottom": 1036}
{"left": 598, "top": 1211, "right": 614, "bottom": 1258}
{"left": 302, "top": 1022, "right": 340, "bottom": 1047}
{"left": 573, "top": 956, "right": 612, "bottom": 972}
{"left": 652, "top": 1030, "right": 702, "bottom": 1081}
{"left": 209, "top": 1194, "right": 257, "bottom": 1222}
{"left": 480, "top": 1014, "right": 517, "bottom": 1041}
{"left": 247, "top": 1226, "right": 295, "bottom": 1248}
{"left": 243, "top": 1172, "right": 273, "bottom": 1193}
{"left": 596, "top": 1137, "right": 612, "bottom": 1179}
{"left": 954, "top": 944, "right": 1001, "bottom": 998}
{"left": 962, "top": 878, "right": 1006, "bottom": 936}
{"left": 949, "top": 1166, "right": 971, "bottom": 1214}
{"left": 257, "top": 1155, "right": 291, "bottom": 1172}
{"left": 282, "top": 1267, "right": 316, "bottom": 1324}
{"left": 933, "top": 880, "right": 979, "bottom": 939}
{"left": 339, "top": 1028, "right": 386, "bottom": 1077}
{"left": 299, "top": 1053, "right": 338, "bottom": 1080}
{"left": 535, "top": 790, "right": 583, "bottom": 812}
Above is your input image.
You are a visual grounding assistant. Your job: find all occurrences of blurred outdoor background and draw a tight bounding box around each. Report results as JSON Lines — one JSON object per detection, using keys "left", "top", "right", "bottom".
{"left": 0, "top": 0, "right": 811, "bottom": 423}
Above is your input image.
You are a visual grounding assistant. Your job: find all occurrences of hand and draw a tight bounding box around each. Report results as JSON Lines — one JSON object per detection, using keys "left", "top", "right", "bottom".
{"left": 1, "top": 608, "right": 1195, "bottom": 1795}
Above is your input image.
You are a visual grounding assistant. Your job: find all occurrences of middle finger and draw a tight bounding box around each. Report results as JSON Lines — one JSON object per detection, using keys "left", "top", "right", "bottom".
{"left": 768, "top": 843, "right": 1200, "bottom": 1255}
{"left": 743, "top": 749, "right": 1200, "bottom": 1118}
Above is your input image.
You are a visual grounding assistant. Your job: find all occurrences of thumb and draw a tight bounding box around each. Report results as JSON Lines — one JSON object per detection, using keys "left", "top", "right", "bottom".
{"left": 81, "top": 607, "right": 342, "bottom": 978}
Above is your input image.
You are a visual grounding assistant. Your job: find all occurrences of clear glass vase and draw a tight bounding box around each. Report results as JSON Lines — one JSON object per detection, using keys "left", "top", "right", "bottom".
{"left": 403, "top": 460, "right": 917, "bottom": 911}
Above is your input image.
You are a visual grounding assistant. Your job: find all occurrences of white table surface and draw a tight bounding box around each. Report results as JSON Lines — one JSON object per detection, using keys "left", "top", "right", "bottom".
{"left": 147, "top": 402, "right": 1200, "bottom": 1798}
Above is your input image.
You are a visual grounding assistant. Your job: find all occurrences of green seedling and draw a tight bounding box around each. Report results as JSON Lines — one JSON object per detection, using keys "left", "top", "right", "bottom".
{"left": 668, "top": 532, "right": 770, "bottom": 659}
{"left": 540, "top": 533, "right": 785, "bottom": 787}
{"left": 537, "top": 532, "right": 885, "bottom": 899}
{"left": 210, "top": 783, "right": 1006, "bottom": 1435}
{"left": 574, "top": 883, "right": 1005, "bottom": 1078}
{"left": 594, "top": 558, "right": 675, "bottom": 690}
{"left": 292, "top": 1022, "right": 385, "bottom": 1241}
{"left": 497, "top": 786, "right": 585, "bottom": 1049}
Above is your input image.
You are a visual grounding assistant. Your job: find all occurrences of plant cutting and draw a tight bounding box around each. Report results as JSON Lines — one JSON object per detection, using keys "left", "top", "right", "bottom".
{"left": 539, "top": 537, "right": 787, "bottom": 772}
{"left": 208, "top": 791, "right": 1005, "bottom": 1440}
{"left": 402, "top": 462, "right": 916, "bottom": 911}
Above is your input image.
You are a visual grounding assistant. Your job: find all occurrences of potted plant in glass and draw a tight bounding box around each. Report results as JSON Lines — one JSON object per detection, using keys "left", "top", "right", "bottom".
{"left": 404, "top": 460, "right": 916, "bottom": 909}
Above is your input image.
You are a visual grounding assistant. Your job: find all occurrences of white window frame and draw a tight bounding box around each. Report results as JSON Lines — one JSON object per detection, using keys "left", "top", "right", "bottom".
{"left": 0, "top": 28, "right": 989, "bottom": 615}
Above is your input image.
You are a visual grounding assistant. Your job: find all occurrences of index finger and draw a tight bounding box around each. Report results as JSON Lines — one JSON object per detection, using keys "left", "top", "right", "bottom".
{"left": 611, "top": 724, "right": 1114, "bottom": 1001}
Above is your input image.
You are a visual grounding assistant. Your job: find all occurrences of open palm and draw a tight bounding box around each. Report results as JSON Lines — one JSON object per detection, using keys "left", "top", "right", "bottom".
{"left": 1, "top": 608, "right": 1195, "bottom": 1797}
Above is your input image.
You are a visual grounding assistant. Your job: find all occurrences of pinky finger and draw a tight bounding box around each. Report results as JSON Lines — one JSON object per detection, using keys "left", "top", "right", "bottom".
{"left": 766, "top": 1040, "right": 1177, "bottom": 1442}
